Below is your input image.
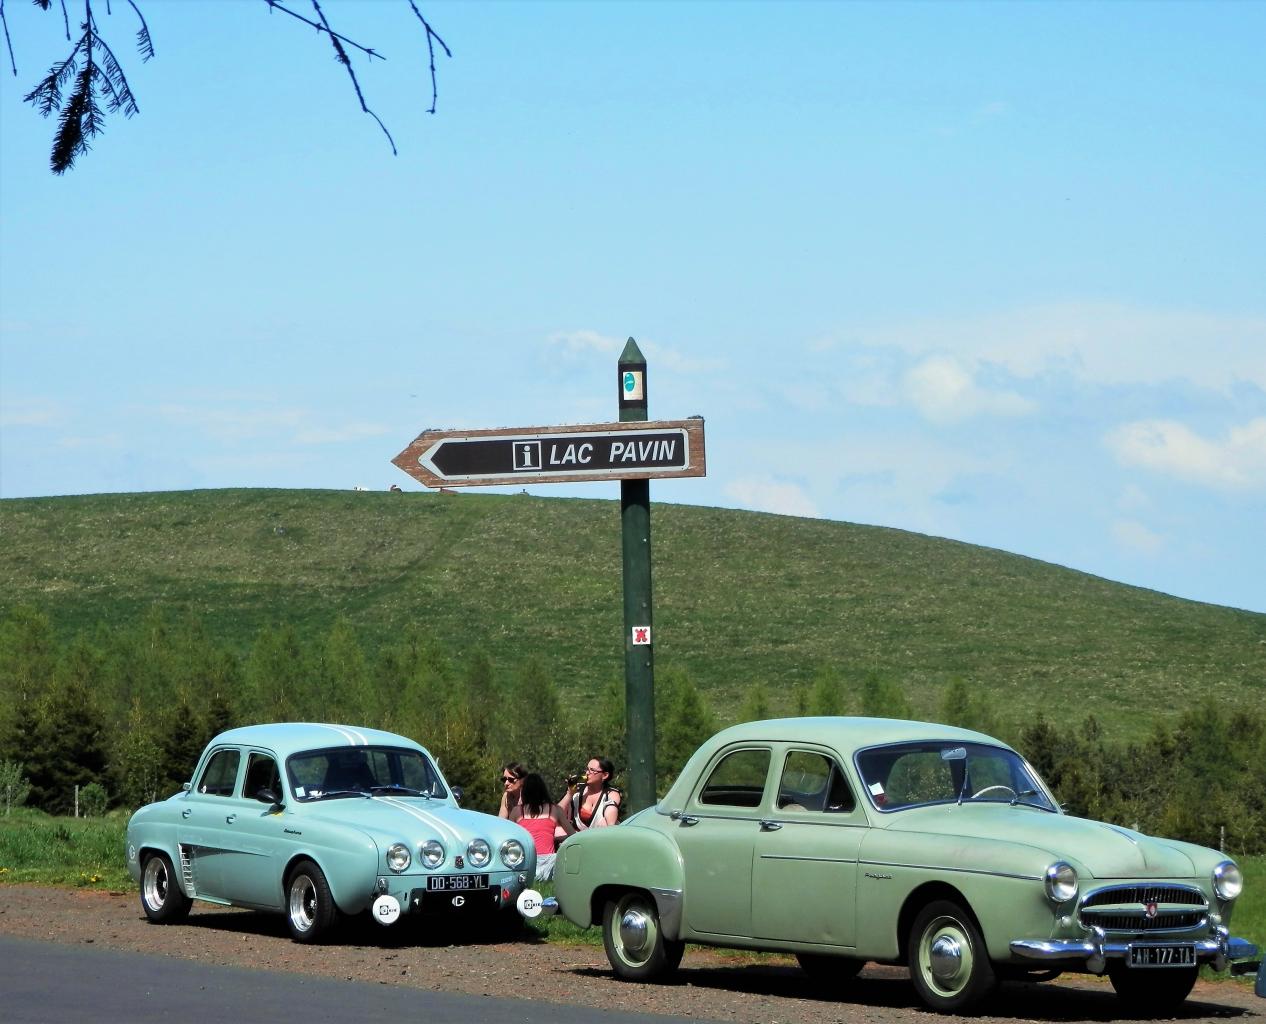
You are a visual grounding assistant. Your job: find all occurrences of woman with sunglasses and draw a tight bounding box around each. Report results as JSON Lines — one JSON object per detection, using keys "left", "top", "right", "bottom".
{"left": 565, "top": 756, "right": 621, "bottom": 830}
{"left": 496, "top": 762, "right": 526, "bottom": 819}
{"left": 509, "top": 773, "right": 574, "bottom": 881}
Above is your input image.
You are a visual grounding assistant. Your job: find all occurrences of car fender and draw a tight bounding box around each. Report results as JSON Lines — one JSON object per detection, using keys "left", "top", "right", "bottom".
{"left": 553, "top": 824, "right": 685, "bottom": 936}
{"left": 126, "top": 802, "right": 189, "bottom": 893}
{"left": 857, "top": 828, "right": 1063, "bottom": 961}
{"left": 278, "top": 822, "right": 380, "bottom": 915}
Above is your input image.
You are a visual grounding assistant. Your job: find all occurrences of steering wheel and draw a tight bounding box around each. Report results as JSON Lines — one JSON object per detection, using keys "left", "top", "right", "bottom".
{"left": 971, "top": 784, "right": 1017, "bottom": 799}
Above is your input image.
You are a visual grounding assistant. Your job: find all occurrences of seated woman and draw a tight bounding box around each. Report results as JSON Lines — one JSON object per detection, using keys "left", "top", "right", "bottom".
{"left": 509, "top": 773, "right": 573, "bottom": 882}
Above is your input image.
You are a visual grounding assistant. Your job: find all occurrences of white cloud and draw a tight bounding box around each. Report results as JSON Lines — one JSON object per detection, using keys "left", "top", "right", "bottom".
{"left": 1112, "top": 519, "right": 1165, "bottom": 555}
{"left": 294, "top": 423, "right": 390, "bottom": 445}
{"left": 850, "top": 302, "right": 1266, "bottom": 393}
{"left": 901, "top": 356, "right": 1036, "bottom": 423}
{"left": 546, "top": 330, "right": 725, "bottom": 375}
{"left": 0, "top": 398, "right": 63, "bottom": 427}
{"left": 724, "top": 477, "right": 820, "bottom": 519}
{"left": 1106, "top": 417, "right": 1266, "bottom": 490}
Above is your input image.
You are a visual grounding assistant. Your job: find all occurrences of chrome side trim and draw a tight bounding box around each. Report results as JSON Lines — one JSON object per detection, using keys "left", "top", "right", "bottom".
{"left": 861, "top": 859, "right": 1040, "bottom": 882}
{"left": 759, "top": 854, "right": 859, "bottom": 864}
{"left": 650, "top": 886, "right": 684, "bottom": 939}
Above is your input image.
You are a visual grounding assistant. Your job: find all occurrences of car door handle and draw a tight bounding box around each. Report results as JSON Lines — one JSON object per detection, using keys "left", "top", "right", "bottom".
{"left": 671, "top": 812, "right": 700, "bottom": 827}
{"left": 759, "top": 820, "right": 782, "bottom": 832}
{"left": 181, "top": 808, "right": 192, "bottom": 819}
{"left": 225, "top": 814, "right": 237, "bottom": 824}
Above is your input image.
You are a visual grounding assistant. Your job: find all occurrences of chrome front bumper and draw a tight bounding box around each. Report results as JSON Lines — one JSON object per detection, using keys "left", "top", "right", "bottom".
{"left": 1011, "top": 928, "right": 1258, "bottom": 974}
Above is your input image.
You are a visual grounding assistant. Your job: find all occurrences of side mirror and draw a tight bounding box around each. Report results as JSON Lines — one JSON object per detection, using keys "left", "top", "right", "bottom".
{"left": 451, "top": 786, "right": 464, "bottom": 804}
{"left": 182, "top": 782, "right": 192, "bottom": 792}
{"left": 256, "top": 787, "right": 281, "bottom": 806}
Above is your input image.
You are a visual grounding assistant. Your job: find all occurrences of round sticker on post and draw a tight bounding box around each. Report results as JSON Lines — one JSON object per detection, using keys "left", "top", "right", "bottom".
{"left": 372, "top": 894, "right": 401, "bottom": 926}
{"left": 517, "top": 889, "right": 544, "bottom": 919}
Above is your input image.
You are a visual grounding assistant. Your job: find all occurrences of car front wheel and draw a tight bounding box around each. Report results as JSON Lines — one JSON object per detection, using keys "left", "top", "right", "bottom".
{"left": 908, "top": 899, "right": 996, "bottom": 1013}
{"left": 1106, "top": 963, "right": 1197, "bottom": 1011}
{"left": 286, "top": 859, "right": 337, "bottom": 943}
{"left": 139, "top": 851, "right": 192, "bottom": 923}
{"left": 602, "top": 890, "right": 685, "bottom": 981}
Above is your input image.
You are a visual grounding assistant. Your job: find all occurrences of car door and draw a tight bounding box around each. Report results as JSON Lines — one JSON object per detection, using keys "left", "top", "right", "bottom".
{"left": 211, "top": 750, "right": 286, "bottom": 909}
{"left": 175, "top": 745, "right": 243, "bottom": 900}
{"left": 751, "top": 747, "right": 866, "bottom": 947}
{"left": 674, "top": 745, "right": 772, "bottom": 938}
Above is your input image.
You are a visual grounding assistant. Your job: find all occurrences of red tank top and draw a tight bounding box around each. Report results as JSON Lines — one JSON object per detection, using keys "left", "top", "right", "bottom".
{"left": 519, "top": 815, "right": 556, "bottom": 855}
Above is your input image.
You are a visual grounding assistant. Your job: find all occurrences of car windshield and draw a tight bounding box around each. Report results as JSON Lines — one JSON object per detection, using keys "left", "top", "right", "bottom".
{"left": 855, "top": 740, "right": 1056, "bottom": 812}
{"left": 287, "top": 745, "right": 448, "bottom": 801}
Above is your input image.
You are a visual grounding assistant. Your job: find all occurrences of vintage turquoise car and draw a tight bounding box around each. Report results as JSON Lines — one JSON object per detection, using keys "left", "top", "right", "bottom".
{"left": 540, "top": 717, "right": 1256, "bottom": 1013}
{"left": 126, "top": 723, "right": 535, "bottom": 942}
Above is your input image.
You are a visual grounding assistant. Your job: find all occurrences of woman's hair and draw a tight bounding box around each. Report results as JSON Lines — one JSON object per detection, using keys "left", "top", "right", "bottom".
{"left": 502, "top": 761, "right": 526, "bottom": 780}
{"left": 520, "top": 773, "right": 552, "bottom": 816}
{"left": 591, "top": 756, "right": 616, "bottom": 788}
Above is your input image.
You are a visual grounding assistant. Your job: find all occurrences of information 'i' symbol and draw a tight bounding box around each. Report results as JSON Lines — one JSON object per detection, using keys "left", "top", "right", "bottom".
{"left": 519, "top": 443, "right": 536, "bottom": 468}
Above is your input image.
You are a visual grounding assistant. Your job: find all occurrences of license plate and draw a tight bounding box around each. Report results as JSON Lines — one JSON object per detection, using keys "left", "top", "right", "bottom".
{"left": 426, "top": 873, "right": 489, "bottom": 892}
{"left": 1128, "top": 944, "right": 1196, "bottom": 968}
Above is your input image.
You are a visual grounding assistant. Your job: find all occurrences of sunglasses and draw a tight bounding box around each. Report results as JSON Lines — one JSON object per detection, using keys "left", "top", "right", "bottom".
{"left": 501, "top": 775, "right": 521, "bottom": 785}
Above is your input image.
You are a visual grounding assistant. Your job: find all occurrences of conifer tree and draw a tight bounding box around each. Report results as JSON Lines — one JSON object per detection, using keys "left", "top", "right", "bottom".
{"left": 808, "top": 667, "right": 845, "bottom": 716}
{"left": 656, "top": 668, "right": 716, "bottom": 790}
{"left": 738, "top": 680, "right": 771, "bottom": 723}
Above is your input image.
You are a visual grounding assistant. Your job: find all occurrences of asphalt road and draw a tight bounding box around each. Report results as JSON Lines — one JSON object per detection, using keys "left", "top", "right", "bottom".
{"left": 0, "top": 934, "right": 688, "bottom": 1024}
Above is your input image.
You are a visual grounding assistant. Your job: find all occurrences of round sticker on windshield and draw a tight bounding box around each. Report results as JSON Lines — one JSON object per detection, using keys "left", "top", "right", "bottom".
{"left": 372, "top": 894, "right": 401, "bottom": 925}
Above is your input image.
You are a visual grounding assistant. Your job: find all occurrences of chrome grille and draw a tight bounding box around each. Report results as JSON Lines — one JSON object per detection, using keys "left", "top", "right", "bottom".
{"left": 1078, "top": 884, "right": 1207, "bottom": 934}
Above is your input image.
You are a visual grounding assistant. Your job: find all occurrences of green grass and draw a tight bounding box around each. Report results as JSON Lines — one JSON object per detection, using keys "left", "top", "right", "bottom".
{"left": 0, "top": 810, "right": 130, "bottom": 889}
{"left": 2, "top": 489, "right": 1264, "bottom": 744}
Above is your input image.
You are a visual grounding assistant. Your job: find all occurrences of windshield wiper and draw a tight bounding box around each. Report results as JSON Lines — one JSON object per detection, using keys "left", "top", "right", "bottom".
{"left": 313, "top": 788, "right": 372, "bottom": 800}
{"left": 371, "top": 784, "right": 424, "bottom": 796}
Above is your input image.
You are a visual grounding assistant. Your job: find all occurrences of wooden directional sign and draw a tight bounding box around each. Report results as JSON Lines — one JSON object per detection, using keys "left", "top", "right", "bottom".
{"left": 392, "top": 418, "right": 706, "bottom": 489}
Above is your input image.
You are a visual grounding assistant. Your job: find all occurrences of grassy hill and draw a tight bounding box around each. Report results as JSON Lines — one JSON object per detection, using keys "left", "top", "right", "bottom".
{"left": 2, "top": 488, "right": 1263, "bottom": 743}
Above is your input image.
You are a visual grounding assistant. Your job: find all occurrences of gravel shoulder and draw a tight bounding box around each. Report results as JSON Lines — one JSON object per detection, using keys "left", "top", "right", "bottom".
{"left": 1, "top": 884, "right": 1261, "bottom": 1024}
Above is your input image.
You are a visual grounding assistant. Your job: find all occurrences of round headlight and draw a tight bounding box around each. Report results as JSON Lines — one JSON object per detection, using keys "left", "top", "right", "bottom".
{"left": 500, "top": 839, "right": 525, "bottom": 870}
{"left": 420, "top": 839, "right": 445, "bottom": 869}
{"left": 1213, "top": 860, "right": 1243, "bottom": 901}
{"left": 386, "top": 842, "right": 411, "bottom": 873}
{"left": 1045, "top": 861, "right": 1078, "bottom": 903}
{"left": 467, "top": 838, "right": 491, "bottom": 867}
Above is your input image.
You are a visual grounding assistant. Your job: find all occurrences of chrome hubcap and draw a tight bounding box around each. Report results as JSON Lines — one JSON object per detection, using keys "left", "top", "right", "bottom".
{"left": 143, "top": 859, "right": 168, "bottom": 909}
{"left": 929, "top": 934, "right": 963, "bottom": 983}
{"left": 289, "top": 876, "right": 316, "bottom": 931}
{"left": 619, "top": 907, "right": 650, "bottom": 957}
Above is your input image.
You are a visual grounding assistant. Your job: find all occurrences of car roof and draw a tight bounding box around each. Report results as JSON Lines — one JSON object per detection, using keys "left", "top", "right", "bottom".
{"left": 205, "top": 722, "right": 428, "bottom": 762}
{"left": 708, "top": 716, "right": 1005, "bottom": 751}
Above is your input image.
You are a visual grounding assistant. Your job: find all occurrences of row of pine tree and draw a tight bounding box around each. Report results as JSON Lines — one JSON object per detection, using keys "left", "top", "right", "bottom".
{"left": 0, "top": 605, "right": 1261, "bottom": 853}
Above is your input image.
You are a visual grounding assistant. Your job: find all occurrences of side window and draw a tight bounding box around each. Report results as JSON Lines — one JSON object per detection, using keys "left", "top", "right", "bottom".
{"left": 197, "top": 749, "right": 241, "bottom": 797}
{"left": 777, "top": 751, "right": 856, "bottom": 814}
{"left": 243, "top": 753, "right": 280, "bottom": 800}
{"left": 697, "top": 748, "right": 771, "bottom": 807}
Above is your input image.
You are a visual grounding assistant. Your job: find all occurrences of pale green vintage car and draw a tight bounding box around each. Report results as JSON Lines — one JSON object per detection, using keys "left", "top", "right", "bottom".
{"left": 543, "top": 717, "right": 1256, "bottom": 1013}
{"left": 126, "top": 723, "right": 535, "bottom": 942}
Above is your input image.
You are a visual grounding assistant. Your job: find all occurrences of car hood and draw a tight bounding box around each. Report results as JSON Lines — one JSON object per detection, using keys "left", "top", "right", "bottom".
{"left": 303, "top": 796, "right": 530, "bottom": 849}
{"left": 885, "top": 803, "right": 1201, "bottom": 879}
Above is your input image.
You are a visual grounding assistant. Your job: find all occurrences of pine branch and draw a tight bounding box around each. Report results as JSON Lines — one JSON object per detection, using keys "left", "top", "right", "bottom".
{"left": 263, "top": 0, "right": 383, "bottom": 61}
{"left": 92, "top": 26, "right": 138, "bottom": 114}
{"left": 125, "top": 0, "right": 153, "bottom": 61}
{"left": 51, "top": 62, "right": 92, "bottom": 173}
{"left": 406, "top": 0, "right": 449, "bottom": 115}
{"left": 309, "top": 0, "right": 396, "bottom": 155}
{"left": 2, "top": 1, "right": 17, "bottom": 78}
{"left": 23, "top": 35, "right": 86, "bottom": 115}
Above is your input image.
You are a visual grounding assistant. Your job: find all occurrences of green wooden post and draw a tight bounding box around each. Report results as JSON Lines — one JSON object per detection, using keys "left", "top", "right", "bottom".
{"left": 618, "top": 338, "right": 655, "bottom": 812}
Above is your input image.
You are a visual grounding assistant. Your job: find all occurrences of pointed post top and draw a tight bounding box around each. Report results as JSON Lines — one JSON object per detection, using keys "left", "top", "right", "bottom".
{"left": 617, "top": 337, "right": 647, "bottom": 421}
{"left": 618, "top": 337, "right": 645, "bottom": 367}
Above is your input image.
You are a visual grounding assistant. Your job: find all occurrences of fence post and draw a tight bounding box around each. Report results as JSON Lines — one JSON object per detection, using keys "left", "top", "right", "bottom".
{"left": 74, "top": 784, "right": 80, "bottom": 818}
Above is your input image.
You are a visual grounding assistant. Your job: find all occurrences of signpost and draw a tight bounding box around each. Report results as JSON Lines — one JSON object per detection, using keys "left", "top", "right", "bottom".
{"left": 392, "top": 338, "right": 700, "bottom": 813}
{"left": 391, "top": 419, "right": 705, "bottom": 489}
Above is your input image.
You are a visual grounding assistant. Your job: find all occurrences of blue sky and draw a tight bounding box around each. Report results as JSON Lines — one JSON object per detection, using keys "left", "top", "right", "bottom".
{"left": 1, "top": 1, "right": 1263, "bottom": 613}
